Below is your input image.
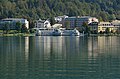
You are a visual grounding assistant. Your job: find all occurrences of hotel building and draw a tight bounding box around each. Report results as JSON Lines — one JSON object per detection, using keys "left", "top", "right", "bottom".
{"left": 0, "top": 18, "right": 29, "bottom": 30}
{"left": 63, "top": 16, "right": 98, "bottom": 28}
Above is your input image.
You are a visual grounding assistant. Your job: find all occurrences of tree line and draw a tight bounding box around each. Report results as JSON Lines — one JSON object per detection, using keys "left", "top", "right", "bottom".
{"left": 2, "top": 22, "right": 28, "bottom": 34}
{"left": 0, "top": 0, "right": 120, "bottom": 28}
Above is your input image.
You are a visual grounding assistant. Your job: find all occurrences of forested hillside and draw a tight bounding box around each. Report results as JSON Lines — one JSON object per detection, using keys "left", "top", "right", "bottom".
{"left": 0, "top": 0, "right": 120, "bottom": 24}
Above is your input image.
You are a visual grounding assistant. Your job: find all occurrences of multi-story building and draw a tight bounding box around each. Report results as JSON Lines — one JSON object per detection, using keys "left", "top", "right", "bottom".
{"left": 35, "top": 19, "right": 51, "bottom": 28}
{"left": 76, "top": 16, "right": 98, "bottom": 27}
{"left": 98, "top": 22, "right": 115, "bottom": 33}
{"left": 64, "top": 16, "right": 98, "bottom": 28}
{"left": 64, "top": 17, "right": 76, "bottom": 28}
{"left": 111, "top": 20, "right": 120, "bottom": 28}
{"left": 0, "top": 18, "right": 29, "bottom": 30}
{"left": 88, "top": 22, "right": 98, "bottom": 33}
{"left": 112, "top": 20, "right": 120, "bottom": 32}
{"left": 98, "top": 20, "right": 120, "bottom": 33}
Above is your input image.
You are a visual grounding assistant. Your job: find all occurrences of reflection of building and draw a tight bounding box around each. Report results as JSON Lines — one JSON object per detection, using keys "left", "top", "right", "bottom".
{"left": 25, "top": 37, "right": 29, "bottom": 61}
{"left": 87, "top": 36, "right": 119, "bottom": 58}
{"left": 97, "top": 36, "right": 119, "bottom": 54}
{"left": 35, "top": 36, "right": 65, "bottom": 60}
{"left": 88, "top": 37, "right": 99, "bottom": 58}
{"left": 64, "top": 16, "right": 98, "bottom": 28}
{"left": 0, "top": 18, "right": 29, "bottom": 30}
{"left": 35, "top": 19, "right": 51, "bottom": 28}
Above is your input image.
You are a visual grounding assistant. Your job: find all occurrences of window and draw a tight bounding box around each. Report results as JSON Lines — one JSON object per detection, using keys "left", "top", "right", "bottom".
{"left": 38, "top": 24, "right": 41, "bottom": 28}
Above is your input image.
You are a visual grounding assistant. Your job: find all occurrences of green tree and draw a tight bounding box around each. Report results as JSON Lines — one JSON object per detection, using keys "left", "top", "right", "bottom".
{"left": 16, "top": 21, "right": 22, "bottom": 33}
{"left": 99, "top": 11, "right": 108, "bottom": 21}
{"left": 21, "top": 24, "right": 28, "bottom": 33}
{"left": 0, "top": 0, "right": 120, "bottom": 22}
{"left": 82, "top": 22, "right": 90, "bottom": 34}
{"left": 65, "top": 21, "right": 70, "bottom": 29}
{"left": 49, "top": 17, "right": 55, "bottom": 26}
{"left": 109, "top": 14, "right": 116, "bottom": 21}
{"left": 105, "top": 27, "right": 110, "bottom": 34}
{"left": 2, "top": 24, "right": 5, "bottom": 33}
{"left": 3, "top": 22, "right": 10, "bottom": 34}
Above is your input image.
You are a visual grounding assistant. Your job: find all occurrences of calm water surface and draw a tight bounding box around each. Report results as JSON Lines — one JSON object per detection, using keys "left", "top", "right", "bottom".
{"left": 0, "top": 36, "right": 120, "bottom": 79}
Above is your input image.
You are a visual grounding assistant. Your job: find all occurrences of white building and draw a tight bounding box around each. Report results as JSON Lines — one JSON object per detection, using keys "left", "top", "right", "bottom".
{"left": 111, "top": 20, "right": 120, "bottom": 27}
{"left": 0, "top": 18, "right": 29, "bottom": 30}
{"left": 52, "top": 24, "right": 62, "bottom": 28}
{"left": 81, "top": 16, "right": 99, "bottom": 24}
{"left": 35, "top": 19, "right": 51, "bottom": 28}
{"left": 54, "top": 15, "right": 68, "bottom": 23}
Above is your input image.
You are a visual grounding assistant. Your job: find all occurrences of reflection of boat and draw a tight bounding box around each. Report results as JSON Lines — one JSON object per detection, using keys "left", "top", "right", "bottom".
{"left": 35, "top": 28, "right": 83, "bottom": 36}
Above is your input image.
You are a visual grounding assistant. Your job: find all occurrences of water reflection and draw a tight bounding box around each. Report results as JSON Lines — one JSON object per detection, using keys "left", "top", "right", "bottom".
{"left": 25, "top": 37, "right": 29, "bottom": 62}
{"left": 87, "top": 36, "right": 120, "bottom": 79}
{"left": 0, "top": 36, "right": 120, "bottom": 79}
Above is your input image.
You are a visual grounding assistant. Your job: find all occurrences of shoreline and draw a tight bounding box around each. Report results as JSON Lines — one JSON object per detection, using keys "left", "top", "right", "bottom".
{"left": 0, "top": 33, "right": 120, "bottom": 37}
{"left": 0, "top": 33, "right": 35, "bottom": 37}
{"left": 90, "top": 34, "right": 120, "bottom": 36}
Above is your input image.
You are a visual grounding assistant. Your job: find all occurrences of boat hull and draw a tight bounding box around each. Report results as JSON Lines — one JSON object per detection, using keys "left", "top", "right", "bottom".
{"left": 35, "top": 28, "right": 83, "bottom": 36}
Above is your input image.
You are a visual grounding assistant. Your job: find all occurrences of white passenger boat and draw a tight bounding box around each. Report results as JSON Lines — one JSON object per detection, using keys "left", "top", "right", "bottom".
{"left": 35, "top": 28, "right": 83, "bottom": 36}
{"left": 35, "top": 28, "right": 61, "bottom": 36}
{"left": 59, "top": 28, "right": 80, "bottom": 36}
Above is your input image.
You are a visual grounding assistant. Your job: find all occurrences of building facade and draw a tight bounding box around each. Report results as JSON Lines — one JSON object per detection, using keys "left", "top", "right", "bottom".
{"left": 0, "top": 18, "right": 29, "bottom": 30}
{"left": 98, "top": 22, "right": 116, "bottom": 33}
{"left": 35, "top": 19, "right": 51, "bottom": 28}
{"left": 64, "top": 16, "right": 98, "bottom": 29}
{"left": 88, "top": 22, "right": 98, "bottom": 33}
{"left": 111, "top": 20, "right": 120, "bottom": 28}
{"left": 64, "top": 17, "right": 76, "bottom": 28}
{"left": 112, "top": 20, "right": 120, "bottom": 32}
{"left": 98, "top": 20, "right": 120, "bottom": 33}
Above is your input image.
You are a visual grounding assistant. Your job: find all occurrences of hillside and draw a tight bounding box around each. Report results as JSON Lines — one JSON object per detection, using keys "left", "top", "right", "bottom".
{"left": 0, "top": 0, "right": 120, "bottom": 26}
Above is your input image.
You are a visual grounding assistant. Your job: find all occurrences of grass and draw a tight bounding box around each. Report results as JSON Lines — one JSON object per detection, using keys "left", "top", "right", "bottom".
{"left": 4, "top": 34, "right": 35, "bottom": 36}
{"left": 0, "top": 30, "right": 35, "bottom": 36}
{"left": 0, "top": 33, "right": 35, "bottom": 37}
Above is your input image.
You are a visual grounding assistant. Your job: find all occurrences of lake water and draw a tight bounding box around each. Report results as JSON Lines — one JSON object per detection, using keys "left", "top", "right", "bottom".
{"left": 0, "top": 36, "right": 120, "bottom": 79}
